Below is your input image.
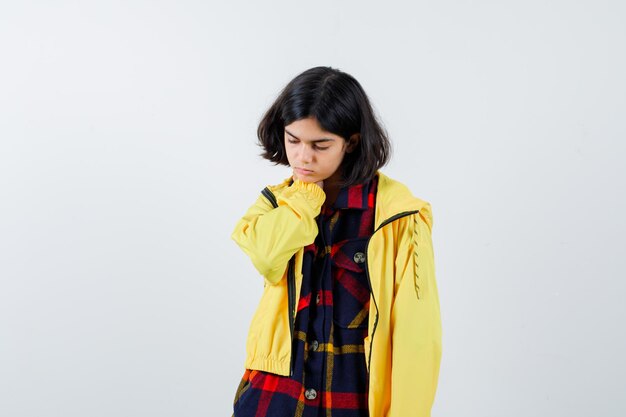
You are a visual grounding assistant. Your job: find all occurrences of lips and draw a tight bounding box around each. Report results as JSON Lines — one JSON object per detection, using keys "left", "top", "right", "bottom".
{"left": 295, "top": 167, "right": 313, "bottom": 175}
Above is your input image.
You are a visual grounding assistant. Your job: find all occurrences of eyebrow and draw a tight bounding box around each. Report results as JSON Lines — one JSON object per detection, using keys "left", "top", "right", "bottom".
{"left": 285, "top": 129, "right": 335, "bottom": 143}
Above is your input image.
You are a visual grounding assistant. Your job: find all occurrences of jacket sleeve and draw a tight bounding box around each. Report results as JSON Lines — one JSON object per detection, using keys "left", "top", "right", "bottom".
{"left": 388, "top": 207, "right": 442, "bottom": 417}
{"left": 230, "top": 179, "right": 326, "bottom": 285}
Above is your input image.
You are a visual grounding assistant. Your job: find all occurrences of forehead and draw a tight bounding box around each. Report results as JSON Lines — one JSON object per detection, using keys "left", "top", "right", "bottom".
{"left": 284, "top": 117, "right": 339, "bottom": 143}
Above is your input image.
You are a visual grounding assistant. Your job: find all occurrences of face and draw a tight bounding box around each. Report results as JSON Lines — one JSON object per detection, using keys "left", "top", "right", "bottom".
{"left": 284, "top": 116, "right": 359, "bottom": 184}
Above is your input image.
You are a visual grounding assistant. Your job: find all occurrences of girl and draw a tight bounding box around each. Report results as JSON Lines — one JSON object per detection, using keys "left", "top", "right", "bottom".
{"left": 230, "top": 66, "right": 442, "bottom": 417}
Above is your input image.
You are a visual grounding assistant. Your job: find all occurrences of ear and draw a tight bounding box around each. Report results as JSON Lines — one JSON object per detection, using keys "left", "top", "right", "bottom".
{"left": 346, "top": 133, "right": 361, "bottom": 153}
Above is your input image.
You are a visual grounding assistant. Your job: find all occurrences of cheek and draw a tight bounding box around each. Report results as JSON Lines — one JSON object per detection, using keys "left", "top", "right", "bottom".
{"left": 331, "top": 150, "right": 346, "bottom": 166}
{"left": 284, "top": 143, "right": 294, "bottom": 159}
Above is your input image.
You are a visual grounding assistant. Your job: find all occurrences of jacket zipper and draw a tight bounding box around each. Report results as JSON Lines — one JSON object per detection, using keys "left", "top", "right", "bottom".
{"left": 287, "top": 258, "right": 296, "bottom": 376}
{"left": 364, "top": 210, "right": 420, "bottom": 375}
{"left": 262, "top": 186, "right": 420, "bottom": 378}
{"left": 262, "top": 187, "right": 297, "bottom": 376}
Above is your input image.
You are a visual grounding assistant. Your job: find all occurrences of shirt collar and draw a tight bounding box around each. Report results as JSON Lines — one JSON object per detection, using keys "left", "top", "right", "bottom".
{"left": 331, "top": 180, "right": 371, "bottom": 210}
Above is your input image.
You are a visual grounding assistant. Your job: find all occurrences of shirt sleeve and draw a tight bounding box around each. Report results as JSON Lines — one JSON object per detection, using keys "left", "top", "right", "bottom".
{"left": 388, "top": 207, "right": 443, "bottom": 417}
{"left": 230, "top": 179, "right": 326, "bottom": 285}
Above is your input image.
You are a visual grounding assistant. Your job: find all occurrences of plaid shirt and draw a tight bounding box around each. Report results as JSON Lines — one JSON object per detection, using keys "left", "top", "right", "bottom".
{"left": 233, "top": 173, "right": 379, "bottom": 417}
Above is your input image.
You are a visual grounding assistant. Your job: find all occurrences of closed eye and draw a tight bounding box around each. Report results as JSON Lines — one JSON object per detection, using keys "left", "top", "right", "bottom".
{"left": 287, "top": 139, "right": 329, "bottom": 150}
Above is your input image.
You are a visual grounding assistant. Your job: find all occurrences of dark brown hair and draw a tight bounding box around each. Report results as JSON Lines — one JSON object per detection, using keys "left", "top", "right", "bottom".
{"left": 256, "top": 66, "right": 392, "bottom": 187}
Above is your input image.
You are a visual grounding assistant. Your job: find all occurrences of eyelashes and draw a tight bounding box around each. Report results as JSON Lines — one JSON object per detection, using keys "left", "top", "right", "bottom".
{"left": 287, "top": 139, "right": 329, "bottom": 150}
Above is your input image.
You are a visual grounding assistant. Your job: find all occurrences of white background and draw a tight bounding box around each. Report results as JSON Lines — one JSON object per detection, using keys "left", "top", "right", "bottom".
{"left": 1, "top": 1, "right": 624, "bottom": 416}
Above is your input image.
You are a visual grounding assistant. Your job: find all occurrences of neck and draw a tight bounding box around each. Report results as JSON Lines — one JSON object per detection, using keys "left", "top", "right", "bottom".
{"left": 322, "top": 170, "right": 345, "bottom": 208}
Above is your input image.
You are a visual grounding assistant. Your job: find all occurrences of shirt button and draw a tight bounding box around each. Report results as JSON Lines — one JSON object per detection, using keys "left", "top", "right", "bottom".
{"left": 305, "top": 388, "right": 317, "bottom": 400}
{"left": 316, "top": 292, "right": 321, "bottom": 304}
{"left": 310, "top": 340, "right": 319, "bottom": 351}
{"left": 354, "top": 252, "right": 366, "bottom": 264}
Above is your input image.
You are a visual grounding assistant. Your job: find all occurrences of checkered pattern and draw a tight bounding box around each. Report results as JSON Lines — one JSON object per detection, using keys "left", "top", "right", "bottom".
{"left": 232, "top": 173, "right": 379, "bottom": 417}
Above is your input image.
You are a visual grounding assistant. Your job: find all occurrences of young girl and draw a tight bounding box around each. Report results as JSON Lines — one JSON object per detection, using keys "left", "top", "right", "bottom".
{"left": 230, "top": 66, "right": 442, "bottom": 417}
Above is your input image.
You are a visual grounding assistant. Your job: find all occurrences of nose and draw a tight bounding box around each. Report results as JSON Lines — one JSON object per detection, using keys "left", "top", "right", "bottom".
{"left": 299, "top": 143, "right": 314, "bottom": 164}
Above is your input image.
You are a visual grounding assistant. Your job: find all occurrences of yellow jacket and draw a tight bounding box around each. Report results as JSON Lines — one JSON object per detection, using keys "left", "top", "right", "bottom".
{"left": 231, "top": 170, "right": 442, "bottom": 417}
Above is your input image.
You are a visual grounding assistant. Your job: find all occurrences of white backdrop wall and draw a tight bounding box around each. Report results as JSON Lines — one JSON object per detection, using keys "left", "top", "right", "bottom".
{"left": 0, "top": 1, "right": 624, "bottom": 416}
